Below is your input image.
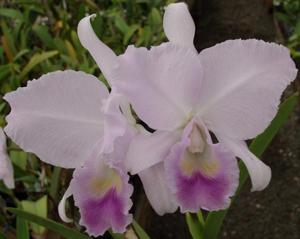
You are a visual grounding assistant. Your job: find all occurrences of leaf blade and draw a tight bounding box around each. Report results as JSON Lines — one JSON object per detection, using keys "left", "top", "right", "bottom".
{"left": 185, "top": 213, "right": 203, "bottom": 239}
{"left": 7, "top": 208, "right": 90, "bottom": 239}
{"left": 132, "top": 219, "right": 151, "bottom": 239}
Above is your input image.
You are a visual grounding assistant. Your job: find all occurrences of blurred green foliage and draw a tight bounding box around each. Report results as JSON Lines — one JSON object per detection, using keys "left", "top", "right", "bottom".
{"left": 274, "top": 0, "right": 300, "bottom": 58}
{"left": 0, "top": 0, "right": 174, "bottom": 237}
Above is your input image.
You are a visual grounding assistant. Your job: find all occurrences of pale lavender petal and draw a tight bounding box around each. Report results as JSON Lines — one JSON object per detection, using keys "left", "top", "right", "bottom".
{"left": 114, "top": 43, "right": 203, "bottom": 131}
{"left": 0, "top": 128, "right": 14, "bottom": 189}
{"left": 58, "top": 185, "right": 73, "bottom": 223}
{"left": 71, "top": 156, "right": 133, "bottom": 236}
{"left": 4, "top": 70, "right": 108, "bottom": 168}
{"left": 125, "top": 130, "right": 181, "bottom": 174}
{"left": 165, "top": 121, "right": 239, "bottom": 212}
{"left": 139, "top": 162, "right": 178, "bottom": 215}
{"left": 197, "top": 39, "right": 297, "bottom": 139}
{"left": 101, "top": 93, "right": 129, "bottom": 154}
{"left": 77, "top": 15, "right": 118, "bottom": 80}
{"left": 163, "top": 3, "right": 196, "bottom": 50}
{"left": 219, "top": 136, "right": 271, "bottom": 191}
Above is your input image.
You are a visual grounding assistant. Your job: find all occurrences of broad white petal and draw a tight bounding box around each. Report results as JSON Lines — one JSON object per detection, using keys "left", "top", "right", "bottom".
{"left": 139, "top": 163, "right": 178, "bottom": 215}
{"left": 163, "top": 3, "right": 196, "bottom": 50}
{"left": 58, "top": 185, "right": 73, "bottom": 223}
{"left": 125, "top": 130, "right": 181, "bottom": 174}
{"left": 0, "top": 128, "right": 14, "bottom": 189}
{"left": 220, "top": 136, "right": 271, "bottom": 191}
{"left": 114, "top": 43, "right": 203, "bottom": 130}
{"left": 197, "top": 39, "right": 297, "bottom": 139}
{"left": 78, "top": 15, "right": 118, "bottom": 80}
{"left": 4, "top": 70, "right": 108, "bottom": 168}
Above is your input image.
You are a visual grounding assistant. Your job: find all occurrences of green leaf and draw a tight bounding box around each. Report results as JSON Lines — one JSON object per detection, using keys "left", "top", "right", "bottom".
{"left": 32, "top": 25, "right": 55, "bottom": 49}
{"left": 137, "top": 26, "right": 152, "bottom": 47}
{"left": 13, "top": 49, "right": 30, "bottom": 62}
{"left": 203, "top": 93, "right": 299, "bottom": 239}
{"left": 21, "top": 195, "right": 48, "bottom": 235}
{"left": 1, "top": 21, "right": 17, "bottom": 59}
{"left": 109, "top": 230, "right": 124, "bottom": 239}
{"left": 0, "top": 102, "right": 6, "bottom": 114}
{"left": 20, "top": 50, "right": 58, "bottom": 79}
{"left": 0, "top": 8, "right": 23, "bottom": 20}
{"left": 0, "top": 65, "right": 11, "bottom": 82}
{"left": 123, "top": 24, "right": 139, "bottom": 45}
{"left": 115, "top": 14, "right": 129, "bottom": 34}
{"left": 132, "top": 219, "right": 151, "bottom": 239}
{"left": 54, "top": 38, "right": 68, "bottom": 54}
{"left": 65, "top": 40, "right": 77, "bottom": 61}
{"left": 148, "top": 8, "right": 162, "bottom": 27}
{"left": 7, "top": 208, "right": 89, "bottom": 239}
{"left": 185, "top": 213, "right": 203, "bottom": 239}
{"left": 49, "top": 167, "right": 61, "bottom": 201}
{"left": 16, "top": 216, "right": 30, "bottom": 239}
{"left": 0, "top": 181, "right": 13, "bottom": 196}
{"left": 294, "top": 18, "right": 300, "bottom": 36}
{"left": 10, "top": 151, "right": 27, "bottom": 170}
{"left": 91, "top": 14, "right": 104, "bottom": 39}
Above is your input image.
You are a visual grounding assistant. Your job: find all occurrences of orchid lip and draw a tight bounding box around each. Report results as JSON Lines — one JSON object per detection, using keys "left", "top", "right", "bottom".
{"left": 165, "top": 120, "right": 239, "bottom": 212}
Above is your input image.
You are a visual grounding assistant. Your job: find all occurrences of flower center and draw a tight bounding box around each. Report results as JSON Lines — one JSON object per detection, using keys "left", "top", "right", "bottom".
{"left": 89, "top": 168, "right": 123, "bottom": 196}
{"left": 180, "top": 122, "right": 220, "bottom": 177}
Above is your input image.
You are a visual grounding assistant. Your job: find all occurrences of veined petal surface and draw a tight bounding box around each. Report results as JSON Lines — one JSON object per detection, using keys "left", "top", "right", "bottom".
{"left": 114, "top": 43, "right": 203, "bottom": 131}
{"left": 197, "top": 39, "right": 297, "bottom": 139}
{"left": 4, "top": 70, "right": 108, "bottom": 168}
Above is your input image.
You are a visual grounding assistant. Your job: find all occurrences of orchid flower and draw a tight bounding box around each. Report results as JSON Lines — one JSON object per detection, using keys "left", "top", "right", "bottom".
{"left": 0, "top": 127, "right": 14, "bottom": 189}
{"left": 4, "top": 8, "right": 144, "bottom": 234}
{"left": 110, "top": 2, "right": 298, "bottom": 214}
{"left": 4, "top": 70, "right": 135, "bottom": 235}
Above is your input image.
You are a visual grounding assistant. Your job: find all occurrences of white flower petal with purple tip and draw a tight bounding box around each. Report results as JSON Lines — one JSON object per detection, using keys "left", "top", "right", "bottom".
{"left": 70, "top": 155, "right": 133, "bottom": 236}
{"left": 165, "top": 121, "right": 239, "bottom": 212}
{"left": 0, "top": 128, "right": 14, "bottom": 189}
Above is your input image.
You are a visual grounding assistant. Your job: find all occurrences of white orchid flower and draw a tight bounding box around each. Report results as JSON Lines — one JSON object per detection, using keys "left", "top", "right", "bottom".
{"left": 111, "top": 3, "right": 297, "bottom": 213}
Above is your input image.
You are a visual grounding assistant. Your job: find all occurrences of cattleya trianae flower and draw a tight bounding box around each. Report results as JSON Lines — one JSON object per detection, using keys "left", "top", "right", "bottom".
{"left": 3, "top": 2, "right": 297, "bottom": 237}
{"left": 0, "top": 128, "right": 14, "bottom": 189}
